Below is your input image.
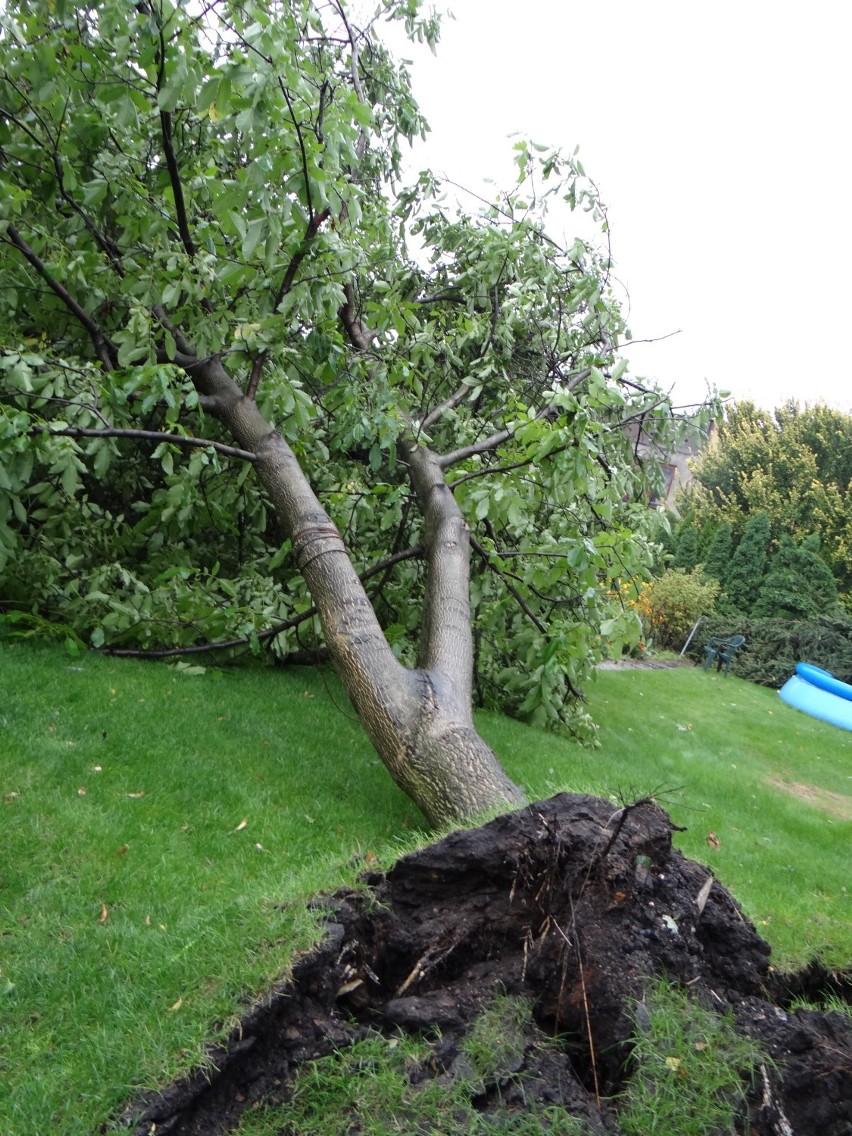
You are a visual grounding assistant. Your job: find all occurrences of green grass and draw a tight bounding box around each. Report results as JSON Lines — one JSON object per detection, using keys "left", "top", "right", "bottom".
{"left": 618, "top": 979, "right": 765, "bottom": 1136}
{"left": 1, "top": 645, "right": 850, "bottom": 1134}
{"left": 0, "top": 644, "right": 421, "bottom": 1134}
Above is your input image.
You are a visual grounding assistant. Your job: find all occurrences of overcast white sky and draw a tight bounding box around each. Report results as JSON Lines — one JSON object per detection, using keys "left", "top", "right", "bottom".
{"left": 383, "top": 0, "right": 851, "bottom": 414}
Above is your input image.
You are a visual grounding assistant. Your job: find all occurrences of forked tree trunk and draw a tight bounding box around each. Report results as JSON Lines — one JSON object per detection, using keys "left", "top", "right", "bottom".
{"left": 193, "top": 358, "right": 524, "bottom": 826}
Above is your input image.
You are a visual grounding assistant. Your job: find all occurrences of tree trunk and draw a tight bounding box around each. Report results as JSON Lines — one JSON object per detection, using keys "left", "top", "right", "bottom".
{"left": 194, "top": 359, "right": 524, "bottom": 826}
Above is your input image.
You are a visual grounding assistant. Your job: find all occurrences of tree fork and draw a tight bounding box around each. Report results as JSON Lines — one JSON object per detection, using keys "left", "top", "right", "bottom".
{"left": 227, "top": 412, "right": 525, "bottom": 826}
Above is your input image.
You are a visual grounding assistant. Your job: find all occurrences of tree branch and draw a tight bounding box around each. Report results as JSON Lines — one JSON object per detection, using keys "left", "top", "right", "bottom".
{"left": 245, "top": 208, "right": 332, "bottom": 401}
{"left": 438, "top": 426, "right": 515, "bottom": 470}
{"left": 159, "top": 108, "right": 196, "bottom": 258}
{"left": 470, "top": 534, "right": 543, "bottom": 633}
{"left": 448, "top": 455, "right": 543, "bottom": 488}
{"left": 403, "top": 440, "right": 475, "bottom": 696}
{"left": 438, "top": 365, "right": 594, "bottom": 470}
{"left": 420, "top": 382, "right": 471, "bottom": 432}
{"left": 4, "top": 225, "right": 116, "bottom": 369}
{"left": 31, "top": 425, "right": 257, "bottom": 463}
{"left": 101, "top": 546, "right": 423, "bottom": 658}
{"left": 471, "top": 534, "right": 582, "bottom": 699}
{"left": 338, "top": 280, "right": 375, "bottom": 352}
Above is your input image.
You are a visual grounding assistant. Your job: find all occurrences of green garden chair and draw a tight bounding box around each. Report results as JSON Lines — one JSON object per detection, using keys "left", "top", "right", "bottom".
{"left": 702, "top": 635, "right": 745, "bottom": 676}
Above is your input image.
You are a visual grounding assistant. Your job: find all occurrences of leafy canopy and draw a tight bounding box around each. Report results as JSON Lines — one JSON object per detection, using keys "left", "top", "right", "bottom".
{"left": 0, "top": 0, "right": 708, "bottom": 736}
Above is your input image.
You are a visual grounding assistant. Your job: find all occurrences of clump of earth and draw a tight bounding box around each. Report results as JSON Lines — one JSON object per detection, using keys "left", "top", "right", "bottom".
{"left": 122, "top": 794, "right": 850, "bottom": 1135}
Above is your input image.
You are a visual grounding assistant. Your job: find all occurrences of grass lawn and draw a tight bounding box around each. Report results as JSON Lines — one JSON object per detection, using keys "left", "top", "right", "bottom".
{"left": 1, "top": 644, "right": 849, "bottom": 1134}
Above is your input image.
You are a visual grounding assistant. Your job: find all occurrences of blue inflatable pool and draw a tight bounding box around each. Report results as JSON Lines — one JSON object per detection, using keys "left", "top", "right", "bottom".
{"left": 779, "top": 662, "right": 852, "bottom": 732}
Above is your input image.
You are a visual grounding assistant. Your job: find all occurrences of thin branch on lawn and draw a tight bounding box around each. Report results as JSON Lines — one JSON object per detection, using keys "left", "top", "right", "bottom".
{"left": 4, "top": 225, "right": 116, "bottom": 370}
{"left": 32, "top": 425, "right": 257, "bottom": 463}
{"left": 102, "top": 546, "right": 423, "bottom": 658}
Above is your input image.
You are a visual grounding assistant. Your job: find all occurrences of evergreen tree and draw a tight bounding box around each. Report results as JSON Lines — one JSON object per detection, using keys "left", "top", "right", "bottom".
{"left": 752, "top": 536, "right": 838, "bottom": 619}
{"left": 679, "top": 401, "right": 852, "bottom": 594}
{"left": 725, "top": 512, "right": 771, "bottom": 614}
{"left": 702, "top": 522, "right": 733, "bottom": 584}
{"left": 672, "top": 524, "right": 701, "bottom": 571}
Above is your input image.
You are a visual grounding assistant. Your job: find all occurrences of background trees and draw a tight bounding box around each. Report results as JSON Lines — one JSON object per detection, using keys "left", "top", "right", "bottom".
{"left": 660, "top": 400, "right": 852, "bottom": 684}
{"left": 679, "top": 401, "right": 852, "bottom": 596}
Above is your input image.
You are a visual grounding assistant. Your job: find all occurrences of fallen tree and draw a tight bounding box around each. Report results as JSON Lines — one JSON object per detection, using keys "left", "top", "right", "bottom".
{"left": 0, "top": 0, "right": 708, "bottom": 823}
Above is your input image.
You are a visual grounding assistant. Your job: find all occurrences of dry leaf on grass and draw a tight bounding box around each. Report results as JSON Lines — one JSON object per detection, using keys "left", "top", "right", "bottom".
{"left": 99, "top": 904, "right": 108, "bottom": 924}
{"left": 234, "top": 818, "right": 248, "bottom": 832}
{"left": 706, "top": 831, "right": 721, "bottom": 850}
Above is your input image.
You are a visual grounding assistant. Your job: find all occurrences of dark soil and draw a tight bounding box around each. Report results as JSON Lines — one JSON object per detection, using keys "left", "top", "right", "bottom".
{"left": 120, "top": 794, "right": 851, "bottom": 1136}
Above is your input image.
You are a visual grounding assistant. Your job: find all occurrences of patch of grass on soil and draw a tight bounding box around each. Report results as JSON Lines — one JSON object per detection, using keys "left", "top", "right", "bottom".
{"left": 233, "top": 995, "right": 586, "bottom": 1136}
{"left": 618, "top": 979, "right": 765, "bottom": 1136}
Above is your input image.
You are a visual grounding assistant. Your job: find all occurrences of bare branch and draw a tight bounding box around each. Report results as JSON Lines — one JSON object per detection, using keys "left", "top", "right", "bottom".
{"left": 438, "top": 426, "right": 515, "bottom": 470}
{"left": 618, "top": 329, "right": 683, "bottom": 349}
{"left": 4, "top": 225, "right": 116, "bottom": 369}
{"left": 420, "top": 382, "right": 471, "bottom": 432}
{"left": 31, "top": 425, "right": 257, "bottom": 463}
{"left": 338, "top": 280, "right": 375, "bottom": 352}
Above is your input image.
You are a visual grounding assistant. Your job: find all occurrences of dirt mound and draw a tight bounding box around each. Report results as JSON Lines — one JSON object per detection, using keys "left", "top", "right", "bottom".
{"left": 122, "top": 794, "right": 851, "bottom": 1135}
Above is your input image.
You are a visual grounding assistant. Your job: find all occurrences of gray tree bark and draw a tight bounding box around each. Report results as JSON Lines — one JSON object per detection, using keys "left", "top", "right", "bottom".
{"left": 190, "top": 355, "right": 524, "bottom": 826}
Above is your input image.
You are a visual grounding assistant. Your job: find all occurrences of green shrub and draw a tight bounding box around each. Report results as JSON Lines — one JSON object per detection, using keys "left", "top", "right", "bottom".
{"left": 672, "top": 523, "right": 701, "bottom": 571}
{"left": 688, "top": 612, "right": 852, "bottom": 687}
{"left": 752, "top": 535, "right": 838, "bottom": 619}
{"left": 635, "top": 568, "right": 720, "bottom": 649}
